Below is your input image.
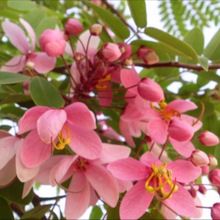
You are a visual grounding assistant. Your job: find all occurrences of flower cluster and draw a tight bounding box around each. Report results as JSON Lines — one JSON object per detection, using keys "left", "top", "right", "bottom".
{"left": 0, "top": 17, "right": 220, "bottom": 220}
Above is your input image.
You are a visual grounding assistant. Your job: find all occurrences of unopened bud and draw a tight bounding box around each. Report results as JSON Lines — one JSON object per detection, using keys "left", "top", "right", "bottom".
{"left": 191, "top": 150, "right": 209, "bottom": 166}
{"left": 137, "top": 46, "right": 159, "bottom": 64}
{"left": 188, "top": 187, "right": 197, "bottom": 198}
{"left": 209, "top": 169, "right": 220, "bottom": 187}
{"left": 65, "top": 18, "right": 83, "bottom": 36}
{"left": 118, "top": 43, "right": 132, "bottom": 61}
{"left": 198, "top": 185, "right": 207, "bottom": 194}
{"left": 90, "top": 24, "right": 102, "bottom": 36}
{"left": 211, "top": 203, "right": 220, "bottom": 220}
{"left": 102, "top": 43, "right": 121, "bottom": 62}
{"left": 199, "top": 131, "right": 219, "bottom": 146}
{"left": 209, "top": 155, "right": 218, "bottom": 168}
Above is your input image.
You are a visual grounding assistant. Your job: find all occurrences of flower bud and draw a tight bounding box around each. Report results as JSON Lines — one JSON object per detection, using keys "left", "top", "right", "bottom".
{"left": 211, "top": 203, "right": 220, "bottom": 220}
{"left": 191, "top": 150, "right": 209, "bottom": 166}
{"left": 209, "top": 155, "right": 218, "bottom": 168}
{"left": 198, "top": 185, "right": 207, "bottom": 194}
{"left": 137, "top": 78, "right": 164, "bottom": 102}
{"left": 65, "top": 18, "right": 83, "bottom": 36}
{"left": 188, "top": 187, "right": 197, "bottom": 198}
{"left": 209, "top": 169, "right": 220, "bottom": 187}
{"left": 102, "top": 43, "right": 122, "bottom": 62}
{"left": 199, "top": 131, "right": 219, "bottom": 146}
{"left": 137, "top": 46, "right": 159, "bottom": 64}
{"left": 118, "top": 43, "right": 132, "bottom": 61}
{"left": 39, "top": 29, "right": 66, "bottom": 57}
{"left": 90, "top": 24, "right": 102, "bottom": 36}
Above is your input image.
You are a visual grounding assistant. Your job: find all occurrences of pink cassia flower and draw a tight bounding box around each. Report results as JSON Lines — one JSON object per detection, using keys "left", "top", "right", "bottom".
{"left": 18, "top": 102, "right": 102, "bottom": 168}
{"left": 1, "top": 19, "right": 56, "bottom": 74}
{"left": 108, "top": 152, "right": 202, "bottom": 219}
{"left": 36, "top": 143, "right": 131, "bottom": 219}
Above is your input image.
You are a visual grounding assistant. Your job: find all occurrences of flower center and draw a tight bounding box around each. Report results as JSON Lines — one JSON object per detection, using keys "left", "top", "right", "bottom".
{"left": 151, "top": 101, "right": 180, "bottom": 122}
{"left": 75, "top": 158, "right": 89, "bottom": 171}
{"left": 145, "top": 164, "right": 178, "bottom": 200}
{"left": 53, "top": 127, "right": 71, "bottom": 150}
{"left": 95, "top": 74, "right": 111, "bottom": 91}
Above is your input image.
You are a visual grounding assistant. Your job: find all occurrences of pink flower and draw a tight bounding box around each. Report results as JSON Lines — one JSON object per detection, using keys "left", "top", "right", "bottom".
{"left": 137, "top": 46, "right": 159, "bottom": 64}
{"left": 39, "top": 29, "right": 66, "bottom": 57}
{"left": 1, "top": 19, "right": 56, "bottom": 74}
{"left": 191, "top": 150, "right": 209, "bottom": 166}
{"left": 147, "top": 99, "right": 197, "bottom": 144}
{"left": 18, "top": 102, "right": 102, "bottom": 168}
{"left": 199, "top": 131, "right": 219, "bottom": 146}
{"left": 209, "top": 169, "right": 220, "bottom": 187}
{"left": 42, "top": 143, "right": 131, "bottom": 219}
{"left": 65, "top": 18, "right": 83, "bottom": 36}
{"left": 102, "top": 43, "right": 122, "bottom": 62}
{"left": 108, "top": 152, "right": 201, "bottom": 219}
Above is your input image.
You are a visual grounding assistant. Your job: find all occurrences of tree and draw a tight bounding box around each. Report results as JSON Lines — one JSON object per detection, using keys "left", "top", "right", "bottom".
{"left": 0, "top": 0, "right": 220, "bottom": 219}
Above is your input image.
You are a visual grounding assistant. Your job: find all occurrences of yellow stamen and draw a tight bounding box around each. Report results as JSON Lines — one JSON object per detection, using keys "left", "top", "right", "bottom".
{"left": 145, "top": 164, "right": 178, "bottom": 200}
{"left": 95, "top": 74, "right": 111, "bottom": 91}
{"left": 53, "top": 127, "right": 71, "bottom": 150}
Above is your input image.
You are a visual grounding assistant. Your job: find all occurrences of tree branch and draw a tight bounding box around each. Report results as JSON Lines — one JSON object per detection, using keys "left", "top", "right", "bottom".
{"left": 135, "top": 62, "right": 220, "bottom": 72}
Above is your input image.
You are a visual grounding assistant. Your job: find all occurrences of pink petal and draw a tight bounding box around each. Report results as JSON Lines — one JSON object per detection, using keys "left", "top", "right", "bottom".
{"left": 20, "top": 130, "right": 51, "bottom": 168}
{"left": 167, "top": 160, "right": 201, "bottom": 184}
{"left": 19, "top": 18, "right": 36, "bottom": 50}
{"left": 100, "top": 143, "right": 131, "bottom": 164}
{"left": 168, "top": 118, "right": 194, "bottom": 142}
{"left": 85, "top": 163, "right": 119, "bottom": 207}
{"left": 0, "top": 136, "right": 17, "bottom": 170}
{"left": 30, "top": 52, "right": 56, "bottom": 74}
{"left": 65, "top": 102, "right": 96, "bottom": 129}
{"left": 161, "top": 204, "right": 177, "bottom": 220}
{"left": 120, "top": 180, "right": 154, "bottom": 220}
{"left": 108, "top": 158, "right": 149, "bottom": 181}
{"left": 37, "top": 109, "right": 67, "bottom": 144}
{"left": 169, "top": 138, "right": 195, "bottom": 157}
{"left": 22, "top": 179, "right": 34, "bottom": 199}
{"left": 164, "top": 184, "right": 201, "bottom": 218}
{"left": 140, "top": 152, "right": 161, "bottom": 167}
{"left": 0, "top": 55, "right": 26, "bottom": 73}
{"left": 16, "top": 140, "right": 39, "bottom": 182}
{"left": 147, "top": 119, "right": 168, "bottom": 144}
{"left": 0, "top": 158, "right": 16, "bottom": 187}
{"left": 65, "top": 173, "right": 90, "bottom": 220}
{"left": 167, "top": 99, "right": 197, "bottom": 113}
{"left": 2, "top": 20, "right": 29, "bottom": 53}
{"left": 18, "top": 106, "right": 49, "bottom": 134}
{"left": 69, "top": 124, "right": 102, "bottom": 159}
{"left": 181, "top": 114, "right": 202, "bottom": 131}
{"left": 0, "top": 130, "right": 10, "bottom": 138}
{"left": 120, "top": 68, "right": 140, "bottom": 88}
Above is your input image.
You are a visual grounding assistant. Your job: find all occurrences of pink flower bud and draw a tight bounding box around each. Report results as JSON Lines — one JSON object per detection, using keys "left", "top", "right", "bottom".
{"left": 209, "top": 155, "right": 218, "bottom": 168}
{"left": 118, "top": 43, "right": 132, "bottom": 61}
{"left": 191, "top": 150, "right": 209, "bottom": 166}
{"left": 137, "top": 78, "right": 164, "bottom": 102}
{"left": 199, "top": 131, "right": 219, "bottom": 146}
{"left": 90, "top": 24, "right": 102, "bottom": 36}
{"left": 209, "top": 169, "right": 220, "bottom": 187}
{"left": 188, "top": 186, "right": 197, "bottom": 198}
{"left": 65, "top": 18, "right": 83, "bottom": 36}
{"left": 168, "top": 118, "right": 194, "bottom": 142}
{"left": 198, "top": 185, "right": 207, "bottom": 194}
{"left": 211, "top": 203, "right": 220, "bottom": 220}
{"left": 102, "top": 43, "right": 122, "bottom": 62}
{"left": 137, "top": 46, "right": 159, "bottom": 64}
{"left": 39, "top": 29, "right": 66, "bottom": 57}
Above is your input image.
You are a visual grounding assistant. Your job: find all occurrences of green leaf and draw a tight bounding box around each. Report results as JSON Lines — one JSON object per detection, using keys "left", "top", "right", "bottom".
{"left": 0, "top": 197, "right": 14, "bottom": 220}
{"left": 184, "top": 28, "right": 204, "bottom": 55}
{"left": 0, "top": 72, "right": 29, "bottom": 85}
{"left": 21, "top": 205, "right": 51, "bottom": 220}
{"left": 204, "top": 29, "right": 220, "bottom": 61}
{"left": 86, "top": 2, "right": 130, "bottom": 39}
{"left": 30, "top": 77, "right": 65, "bottom": 108}
{"left": 89, "top": 206, "right": 103, "bottom": 220}
{"left": 7, "top": 0, "right": 36, "bottom": 11}
{"left": 145, "top": 27, "right": 198, "bottom": 61}
{"left": 127, "top": 0, "right": 147, "bottom": 28}
{"left": 198, "top": 56, "right": 209, "bottom": 71}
